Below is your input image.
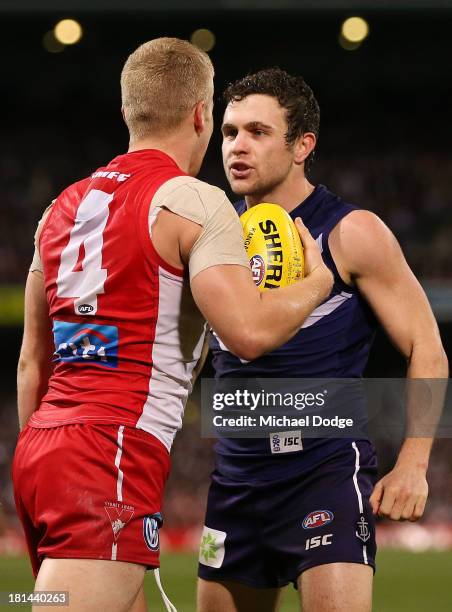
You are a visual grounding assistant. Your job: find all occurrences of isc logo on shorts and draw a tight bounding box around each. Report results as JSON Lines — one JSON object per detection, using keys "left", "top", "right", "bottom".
{"left": 270, "top": 431, "right": 303, "bottom": 454}
{"left": 143, "top": 513, "right": 162, "bottom": 552}
{"left": 302, "top": 510, "right": 334, "bottom": 529}
{"left": 305, "top": 533, "right": 333, "bottom": 550}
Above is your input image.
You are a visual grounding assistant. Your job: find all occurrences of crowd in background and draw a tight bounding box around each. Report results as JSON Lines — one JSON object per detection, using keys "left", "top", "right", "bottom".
{"left": 2, "top": 141, "right": 451, "bottom": 284}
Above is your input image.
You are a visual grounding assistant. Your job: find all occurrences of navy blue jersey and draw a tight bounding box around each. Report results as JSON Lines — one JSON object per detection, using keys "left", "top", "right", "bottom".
{"left": 210, "top": 184, "right": 378, "bottom": 480}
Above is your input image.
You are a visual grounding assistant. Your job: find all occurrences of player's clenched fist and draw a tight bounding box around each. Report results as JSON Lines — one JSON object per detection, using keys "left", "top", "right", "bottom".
{"left": 370, "top": 465, "right": 429, "bottom": 521}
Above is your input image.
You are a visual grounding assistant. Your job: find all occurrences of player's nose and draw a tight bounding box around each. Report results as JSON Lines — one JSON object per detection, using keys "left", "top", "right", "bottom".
{"left": 230, "top": 131, "right": 250, "bottom": 156}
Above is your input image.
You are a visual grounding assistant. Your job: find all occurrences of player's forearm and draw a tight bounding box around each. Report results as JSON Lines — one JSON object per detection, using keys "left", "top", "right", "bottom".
{"left": 398, "top": 341, "right": 449, "bottom": 471}
{"left": 17, "top": 358, "right": 51, "bottom": 429}
{"left": 395, "top": 437, "right": 433, "bottom": 473}
{"left": 407, "top": 338, "right": 449, "bottom": 379}
{"left": 246, "top": 265, "right": 333, "bottom": 359}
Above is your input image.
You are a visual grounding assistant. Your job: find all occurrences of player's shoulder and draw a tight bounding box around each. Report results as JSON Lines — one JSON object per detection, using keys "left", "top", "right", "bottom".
{"left": 54, "top": 176, "right": 92, "bottom": 204}
{"left": 333, "top": 209, "right": 401, "bottom": 275}
{"left": 155, "top": 175, "right": 227, "bottom": 209}
{"left": 337, "top": 209, "right": 393, "bottom": 242}
{"left": 153, "top": 176, "right": 233, "bottom": 226}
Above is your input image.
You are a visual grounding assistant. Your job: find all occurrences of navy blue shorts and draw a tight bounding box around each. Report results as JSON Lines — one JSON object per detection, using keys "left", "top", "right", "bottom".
{"left": 198, "top": 440, "right": 377, "bottom": 589}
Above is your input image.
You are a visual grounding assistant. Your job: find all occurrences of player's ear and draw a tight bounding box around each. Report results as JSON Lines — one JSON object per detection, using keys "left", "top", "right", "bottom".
{"left": 294, "top": 132, "right": 316, "bottom": 166}
{"left": 193, "top": 101, "right": 206, "bottom": 136}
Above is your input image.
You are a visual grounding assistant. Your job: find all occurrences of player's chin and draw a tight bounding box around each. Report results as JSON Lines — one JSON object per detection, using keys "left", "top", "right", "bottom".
{"left": 228, "top": 177, "right": 255, "bottom": 196}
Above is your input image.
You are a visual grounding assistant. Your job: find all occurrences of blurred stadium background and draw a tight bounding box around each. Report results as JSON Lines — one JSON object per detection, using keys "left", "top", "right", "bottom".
{"left": 0, "top": 0, "right": 451, "bottom": 609}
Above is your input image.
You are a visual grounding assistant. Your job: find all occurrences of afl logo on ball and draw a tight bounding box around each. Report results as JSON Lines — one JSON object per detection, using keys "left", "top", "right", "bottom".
{"left": 250, "top": 255, "right": 265, "bottom": 287}
{"left": 143, "top": 513, "right": 162, "bottom": 551}
{"left": 302, "top": 510, "right": 334, "bottom": 529}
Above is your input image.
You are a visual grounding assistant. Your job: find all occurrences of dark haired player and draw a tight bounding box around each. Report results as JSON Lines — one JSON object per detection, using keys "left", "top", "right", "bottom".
{"left": 197, "top": 68, "right": 448, "bottom": 612}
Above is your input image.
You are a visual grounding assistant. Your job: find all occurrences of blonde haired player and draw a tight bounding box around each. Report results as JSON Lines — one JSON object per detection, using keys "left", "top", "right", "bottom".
{"left": 13, "top": 41, "right": 332, "bottom": 612}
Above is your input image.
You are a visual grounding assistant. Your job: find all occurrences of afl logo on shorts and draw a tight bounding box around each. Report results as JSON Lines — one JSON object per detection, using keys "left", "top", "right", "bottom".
{"left": 250, "top": 255, "right": 265, "bottom": 287}
{"left": 302, "top": 510, "right": 334, "bottom": 529}
{"left": 143, "top": 513, "right": 162, "bottom": 552}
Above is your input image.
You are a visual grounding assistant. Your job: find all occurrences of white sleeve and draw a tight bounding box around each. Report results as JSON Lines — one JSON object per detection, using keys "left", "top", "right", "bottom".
{"left": 151, "top": 176, "right": 249, "bottom": 282}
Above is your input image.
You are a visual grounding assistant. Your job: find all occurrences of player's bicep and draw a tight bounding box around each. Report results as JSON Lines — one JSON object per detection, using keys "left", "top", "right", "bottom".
{"left": 21, "top": 271, "right": 54, "bottom": 364}
{"left": 346, "top": 212, "right": 439, "bottom": 360}
{"left": 191, "top": 264, "right": 259, "bottom": 354}
{"left": 151, "top": 208, "right": 202, "bottom": 269}
{"left": 357, "top": 257, "right": 437, "bottom": 360}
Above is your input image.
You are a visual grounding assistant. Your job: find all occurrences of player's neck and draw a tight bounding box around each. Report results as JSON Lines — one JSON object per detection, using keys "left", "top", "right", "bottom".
{"left": 127, "top": 135, "right": 193, "bottom": 174}
{"left": 245, "top": 177, "right": 315, "bottom": 213}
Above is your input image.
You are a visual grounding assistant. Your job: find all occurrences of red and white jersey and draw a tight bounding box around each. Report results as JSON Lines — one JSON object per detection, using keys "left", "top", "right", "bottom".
{"left": 30, "top": 149, "right": 215, "bottom": 450}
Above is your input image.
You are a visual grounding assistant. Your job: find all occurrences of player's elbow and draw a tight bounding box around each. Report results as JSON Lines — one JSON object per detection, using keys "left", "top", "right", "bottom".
{"left": 18, "top": 347, "right": 53, "bottom": 381}
{"left": 230, "top": 331, "right": 270, "bottom": 362}
{"left": 409, "top": 340, "right": 449, "bottom": 378}
{"left": 17, "top": 354, "right": 32, "bottom": 376}
{"left": 425, "top": 342, "right": 449, "bottom": 377}
{"left": 437, "top": 346, "right": 449, "bottom": 377}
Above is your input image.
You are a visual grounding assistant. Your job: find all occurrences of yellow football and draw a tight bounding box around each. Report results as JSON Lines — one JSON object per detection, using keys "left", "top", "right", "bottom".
{"left": 240, "top": 203, "right": 304, "bottom": 291}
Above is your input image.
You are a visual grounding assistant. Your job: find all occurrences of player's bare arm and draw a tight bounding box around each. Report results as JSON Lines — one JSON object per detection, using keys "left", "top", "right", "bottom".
{"left": 330, "top": 209, "right": 449, "bottom": 521}
{"left": 17, "top": 272, "right": 54, "bottom": 430}
{"left": 153, "top": 208, "right": 332, "bottom": 362}
{"left": 17, "top": 205, "right": 55, "bottom": 430}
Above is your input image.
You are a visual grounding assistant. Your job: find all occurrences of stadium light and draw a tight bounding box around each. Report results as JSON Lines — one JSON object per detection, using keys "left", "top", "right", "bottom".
{"left": 43, "top": 30, "right": 65, "bottom": 54}
{"left": 339, "top": 16, "right": 369, "bottom": 51}
{"left": 191, "top": 28, "right": 216, "bottom": 52}
{"left": 54, "top": 19, "right": 83, "bottom": 46}
{"left": 341, "top": 16, "right": 369, "bottom": 43}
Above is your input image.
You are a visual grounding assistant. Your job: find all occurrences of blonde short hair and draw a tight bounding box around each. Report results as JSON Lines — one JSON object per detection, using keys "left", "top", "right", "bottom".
{"left": 121, "top": 37, "right": 214, "bottom": 140}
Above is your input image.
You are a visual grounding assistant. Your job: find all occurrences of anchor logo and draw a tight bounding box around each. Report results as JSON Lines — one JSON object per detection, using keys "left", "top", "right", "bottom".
{"left": 356, "top": 516, "right": 371, "bottom": 543}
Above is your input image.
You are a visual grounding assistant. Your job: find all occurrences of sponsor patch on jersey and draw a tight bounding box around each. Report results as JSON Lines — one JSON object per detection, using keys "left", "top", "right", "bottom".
{"left": 143, "top": 513, "right": 163, "bottom": 552}
{"left": 104, "top": 501, "right": 134, "bottom": 541}
{"left": 250, "top": 254, "right": 265, "bottom": 287}
{"left": 199, "top": 526, "right": 226, "bottom": 568}
{"left": 302, "top": 510, "right": 334, "bottom": 529}
{"left": 53, "top": 320, "right": 118, "bottom": 368}
{"left": 270, "top": 431, "right": 303, "bottom": 454}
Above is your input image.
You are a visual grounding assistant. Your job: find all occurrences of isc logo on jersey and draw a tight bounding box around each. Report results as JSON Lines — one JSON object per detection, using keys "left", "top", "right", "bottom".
{"left": 240, "top": 203, "right": 304, "bottom": 291}
{"left": 270, "top": 431, "right": 303, "bottom": 454}
{"left": 302, "top": 510, "right": 334, "bottom": 529}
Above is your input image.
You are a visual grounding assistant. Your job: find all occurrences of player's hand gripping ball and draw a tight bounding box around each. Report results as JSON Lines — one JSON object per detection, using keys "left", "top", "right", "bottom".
{"left": 240, "top": 203, "right": 304, "bottom": 291}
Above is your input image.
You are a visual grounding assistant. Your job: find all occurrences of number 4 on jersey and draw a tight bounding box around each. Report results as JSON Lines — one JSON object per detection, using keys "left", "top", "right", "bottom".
{"left": 56, "top": 189, "right": 113, "bottom": 315}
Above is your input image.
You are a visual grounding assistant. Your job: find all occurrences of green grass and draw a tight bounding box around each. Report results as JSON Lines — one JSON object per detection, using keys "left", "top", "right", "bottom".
{"left": 0, "top": 551, "right": 451, "bottom": 610}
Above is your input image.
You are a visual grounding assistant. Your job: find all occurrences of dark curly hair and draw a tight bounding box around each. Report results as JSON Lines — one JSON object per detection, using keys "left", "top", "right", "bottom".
{"left": 223, "top": 68, "right": 320, "bottom": 174}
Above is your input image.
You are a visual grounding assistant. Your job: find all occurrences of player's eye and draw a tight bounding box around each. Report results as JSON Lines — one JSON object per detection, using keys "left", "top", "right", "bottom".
{"left": 222, "top": 128, "right": 237, "bottom": 139}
